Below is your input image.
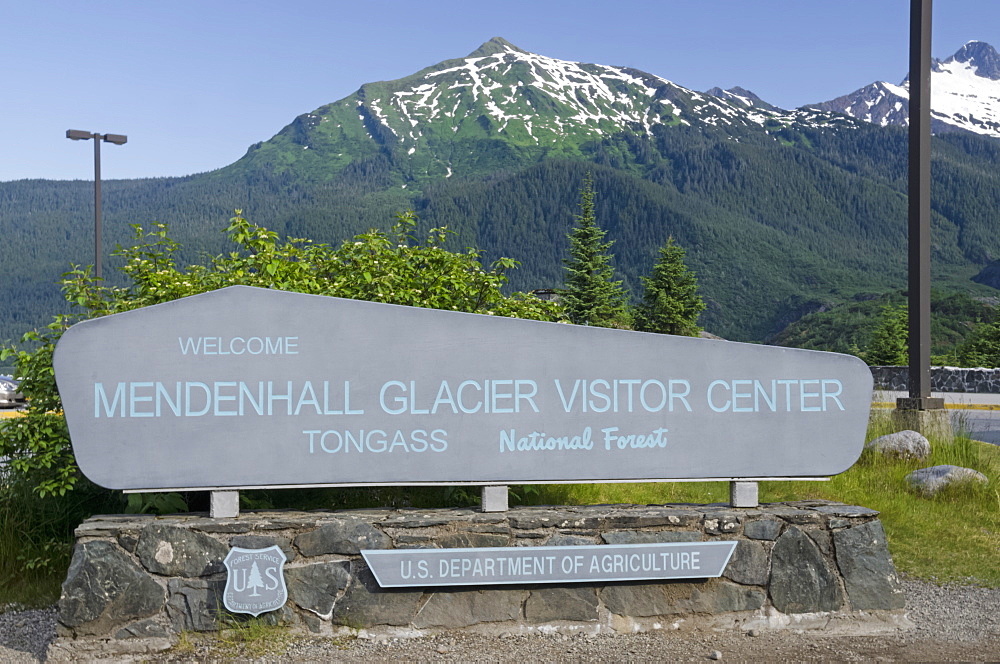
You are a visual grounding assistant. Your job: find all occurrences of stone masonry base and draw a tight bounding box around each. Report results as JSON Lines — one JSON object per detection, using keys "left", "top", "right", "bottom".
{"left": 54, "top": 502, "right": 907, "bottom": 656}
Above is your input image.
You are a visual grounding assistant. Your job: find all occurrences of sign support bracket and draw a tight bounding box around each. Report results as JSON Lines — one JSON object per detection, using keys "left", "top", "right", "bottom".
{"left": 211, "top": 490, "right": 240, "bottom": 518}
{"left": 729, "top": 480, "right": 759, "bottom": 508}
{"left": 481, "top": 485, "right": 509, "bottom": 512}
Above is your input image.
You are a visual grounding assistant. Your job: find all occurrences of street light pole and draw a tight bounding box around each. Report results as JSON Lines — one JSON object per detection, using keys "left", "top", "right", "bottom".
{"left": 93, "top": 134, "right": 102, "bottom": 281}
{"left": 66, "top": 130, "right": 127, "bottom": 280}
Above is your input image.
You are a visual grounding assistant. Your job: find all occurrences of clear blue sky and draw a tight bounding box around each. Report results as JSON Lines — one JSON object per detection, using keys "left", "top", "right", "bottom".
{"left": 3, "top": 0, "right": 997, "bottom": 182}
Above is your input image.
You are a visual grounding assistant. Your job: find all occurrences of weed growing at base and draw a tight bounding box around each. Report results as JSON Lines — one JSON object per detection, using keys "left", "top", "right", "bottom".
{"left": 164, "top": 615, "right": 300, "bottom": 660}
{"left": 215, "top": 613, "right": 292, "bottom": 659}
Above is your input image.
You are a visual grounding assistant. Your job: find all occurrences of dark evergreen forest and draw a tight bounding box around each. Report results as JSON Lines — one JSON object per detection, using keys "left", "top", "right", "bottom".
{"left": 2, "top": 121, "right": 999, "bottom": 347}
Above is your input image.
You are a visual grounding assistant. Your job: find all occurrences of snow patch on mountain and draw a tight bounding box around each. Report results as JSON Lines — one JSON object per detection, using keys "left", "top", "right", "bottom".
{"left": 810, "top": 41, "right": 1000, "bottom": 139}
{"left": 310, "top": 38, "right": 863, "bottom": 156}
{"left": 931, "top": 51, "right": 1000, "bottom": 136}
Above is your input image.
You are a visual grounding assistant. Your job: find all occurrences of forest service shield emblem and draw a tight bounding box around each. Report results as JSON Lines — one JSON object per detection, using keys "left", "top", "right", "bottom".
{"left": 223, "top": 546, "right": 288, "bottom": 616}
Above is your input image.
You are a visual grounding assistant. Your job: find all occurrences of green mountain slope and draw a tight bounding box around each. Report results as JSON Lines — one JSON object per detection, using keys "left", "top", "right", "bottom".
{"left": 226, "top": 37, "right": 865, "bottom": 185}
{"left": 2, "top": 38, "right": 999, "bottom": 346}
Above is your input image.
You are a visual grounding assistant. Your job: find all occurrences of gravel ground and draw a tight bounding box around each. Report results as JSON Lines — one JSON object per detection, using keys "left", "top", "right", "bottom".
{"left": 2, "top": 577, "right": 998, "bottom": 662}
{"left": 0, "top": 605, "right": 56, "bottom": 662}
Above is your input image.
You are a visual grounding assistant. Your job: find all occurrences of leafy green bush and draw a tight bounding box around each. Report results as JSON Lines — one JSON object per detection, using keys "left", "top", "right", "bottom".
{"left": 0, "top": 211, "right": 563, "bottom": 499}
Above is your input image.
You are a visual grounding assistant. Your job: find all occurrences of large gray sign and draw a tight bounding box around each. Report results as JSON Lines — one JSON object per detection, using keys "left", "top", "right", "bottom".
{"left": 362, "top": 542, "right": 738, "bottom": 587}
{"left": 53, "top": 286, "right": 872, "bottom": 491}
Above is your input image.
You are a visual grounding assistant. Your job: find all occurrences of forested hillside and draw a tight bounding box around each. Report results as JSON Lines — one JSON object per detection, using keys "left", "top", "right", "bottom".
{"left": 3, "top": 39, "right": 1000, "bottom": 346}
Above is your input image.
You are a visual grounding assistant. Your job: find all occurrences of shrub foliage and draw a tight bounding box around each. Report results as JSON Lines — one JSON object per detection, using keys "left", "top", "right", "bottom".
{"left": 0, "top": 212, "right": 562, "bottom": 497}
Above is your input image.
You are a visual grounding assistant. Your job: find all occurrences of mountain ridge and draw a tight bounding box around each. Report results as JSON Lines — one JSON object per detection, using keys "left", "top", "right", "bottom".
{"left": 230, "top": 37, "right": 866, "bottom": 185}
{"left": 810, "top": 40, "right": 1000, "bottom": 139}
{"left": 943, "top": 40, "right": 1000, "bottom": 81}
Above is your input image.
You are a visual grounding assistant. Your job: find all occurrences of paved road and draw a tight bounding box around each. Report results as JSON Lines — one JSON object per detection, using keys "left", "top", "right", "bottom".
{"left": 954, "top": 410, "right": 1000, "bottom": 445}
{"left": 878, "top": 391, "right": 1000, "bottom": 446}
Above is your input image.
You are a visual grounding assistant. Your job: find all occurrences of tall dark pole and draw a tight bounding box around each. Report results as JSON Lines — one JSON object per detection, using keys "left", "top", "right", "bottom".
{"left": 93, "top": 135, "right": 103, "bottom": 280}
{"left": 901, "top": 0, "right": 942, "bottom": 411}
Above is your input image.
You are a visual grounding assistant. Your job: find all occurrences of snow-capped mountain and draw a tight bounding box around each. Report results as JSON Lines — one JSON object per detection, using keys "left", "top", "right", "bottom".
{"left": 809, "top": 41, "right": 1000, "bottom": 138}
{"left": 243, "top": 37, "right": 862, "bottom": 181}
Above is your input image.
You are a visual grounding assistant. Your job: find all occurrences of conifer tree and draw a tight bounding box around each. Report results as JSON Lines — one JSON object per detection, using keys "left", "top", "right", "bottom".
{"left": 864, "top": 305, "right": 908, "bottom": 366}
{"left": 957, "top": 320, "right": 1000, "bottom": 368}
{"left": 634, "top": 237, "right": 705, "bottom": 336}
{"left": 561, "top": 175, "right": 631, "bottom": 328}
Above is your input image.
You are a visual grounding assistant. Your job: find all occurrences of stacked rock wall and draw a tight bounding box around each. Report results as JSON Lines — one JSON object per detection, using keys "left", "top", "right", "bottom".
{"left": 871, "top": 366, "right": 1000, "bottom": 393}
{"left": 57, "top": 502, "right": 905, "bottom": 651}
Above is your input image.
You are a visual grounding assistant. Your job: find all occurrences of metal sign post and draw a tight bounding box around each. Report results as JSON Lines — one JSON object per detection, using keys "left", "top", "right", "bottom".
{"left": 898, "top": 0, "right": 943, "bottom": 413}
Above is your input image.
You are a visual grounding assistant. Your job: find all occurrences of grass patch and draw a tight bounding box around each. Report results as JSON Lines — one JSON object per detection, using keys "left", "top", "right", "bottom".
{"left": 214, "top": 613, "right": 292, "bottom": 659}
{"left": 515, "top": 481, "right": 730, "bottom": 506}
{"left": 517, "top": 408, "right": 1000, "bottom": 586}
{"left": 764, "top": 436, "right": 1000, "bottom": 585}
{"left": 165, "top": 615, "right": 296, "bottom": 660}
{"left": 171, "top": 630, "right": 198, "bottom": 656}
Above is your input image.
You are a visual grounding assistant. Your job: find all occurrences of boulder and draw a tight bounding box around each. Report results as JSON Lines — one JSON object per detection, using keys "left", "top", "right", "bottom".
{"left": 285, "top": 561, "right": 351, "bottom": 618}
{"left": 294, "top": 520, "right": 390, "bottom": 556}
{"left": 743, "top": 519, "right": 783, "bottom": 541}
{"left": 601, "top": 579, "right": 764, "bottom": 617}
{"left": 723, "top": 540, "right": 769, "bottom": 586}
{"left": 333, "top": 561, "right": 423, "bottom": 627}
{"left": 135, "top": 524, "right": 228, "bottom": 577}
{"left": 865, "top": 430, "right": 931, "bottom": 460}
{"left": 905, "top": 465, "right": 988, "bottom": 496}
{"left": 833, "top": 521, "right": 904, "bottom": 610}
{"left": 165, "top": 578, "right": 225, "bottom": 632}
{"left": 413, "top": 589, "right": 523, "bottom": 628}
{"left": 59, "top": 541, "right": 164, "bottom": 635}
{"left": 769, "top": 527, "right": 842, "bottom": 614}
{"left": 525, "top": 587, "right": 599, "bottom": 622}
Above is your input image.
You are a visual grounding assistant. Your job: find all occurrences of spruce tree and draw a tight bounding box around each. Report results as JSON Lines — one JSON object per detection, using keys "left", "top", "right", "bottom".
{"left": 561, "top": 175, "right": 631, "bottom": 328}
{"left": 635, "top": 237, "right": 705, "bottom": 336}
{"left": 864, "top": 305, "right": 908, "bottom": 366}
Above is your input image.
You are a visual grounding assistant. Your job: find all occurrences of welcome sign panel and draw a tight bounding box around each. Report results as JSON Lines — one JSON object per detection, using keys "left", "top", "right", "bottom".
{"left": 53, "top": 286, "right": 872, "bottom": 491}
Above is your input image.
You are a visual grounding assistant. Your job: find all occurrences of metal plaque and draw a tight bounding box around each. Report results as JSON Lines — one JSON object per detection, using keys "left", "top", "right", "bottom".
{"left": 222, "top": 545, "right": 288, "bottom": 616}
{"left": 53, "top": 286, "right": 873, "bottom": 491}
{"left": 362, "top": 542, "right": 739, "bottom": 587}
